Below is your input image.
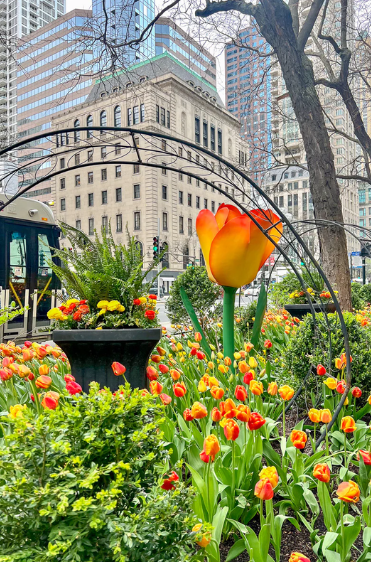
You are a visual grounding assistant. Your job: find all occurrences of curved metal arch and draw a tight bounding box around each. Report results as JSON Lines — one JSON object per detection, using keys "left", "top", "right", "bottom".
{"left": 0, "top": 126, "right": 351, "bottom": 444}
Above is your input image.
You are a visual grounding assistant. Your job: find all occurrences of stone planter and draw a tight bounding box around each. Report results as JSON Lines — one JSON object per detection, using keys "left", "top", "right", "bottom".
{"left": 284, "top": 303, "right": 336, "bottom": 321}
{"left": 52, "top": 328, "right": 162, "bottom": 393}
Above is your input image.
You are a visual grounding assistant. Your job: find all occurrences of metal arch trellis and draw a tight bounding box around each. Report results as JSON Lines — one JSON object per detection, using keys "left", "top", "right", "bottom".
{"left": 0, "top": 125, "right": 352, "bottom": 445}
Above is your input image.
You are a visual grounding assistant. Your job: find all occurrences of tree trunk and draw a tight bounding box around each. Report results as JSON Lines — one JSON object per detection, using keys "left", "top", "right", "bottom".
{"left": 255, "top": 0, "right": 352, "bottom": 309}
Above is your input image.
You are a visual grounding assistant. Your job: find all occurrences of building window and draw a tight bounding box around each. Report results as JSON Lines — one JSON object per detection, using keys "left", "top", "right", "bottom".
{"left": 196, "top": 179, "right": 200, "bottom": 187}
{"left": 134, "top": 212, "right": 140, "bottom": 230}
{"left": 115, "top": 165, "right": 121, "bottom": 178}
{"left": 162, "top": 185, "right": 167, "bottom": 200}
{"left": 188, "top": 218, "right": 192, "bottom": 236}
{"left": 101, "top": 146, "right": 107, "bottom": 159}
{"left": 87, "top": 115, "right": 93, "bottom": 138}
{"left": 218, "top": 129, "right": 222, "bottom": 154}
{"left": 74, "top": 119, "right": 80, "bottom": 142}
{"left": 87, "top": 150, "right": 93, "bottom": 162}
{"left": 210, "top": 125, "right": 215, "bottom": 151}
{"left": 88, "top": 218, "right": 94, "bottom": 235}
{"left": 179, "top": 190, "right": 183, "bottom": 204}
{"left": 156, "top": 104, "right": 159, "bottom": 123}
{"left": 196, "top": 196, "right": 200, "bottom": 209}
{"left": 140, "top": 103, "right": 145, "bottom": 122}
{"left": 102, "top": 215, "right": 108, "bottom": 229}
{"left": 188, "top": 193, "right": 192, "bottom": 206}
{"left": 88, "top": 172, "right": 94, "bottom": 183}
{"left": 75, "top": 175, "right": 80, "bottom": 186}
{"left": 133, "top": 105, "right": 139, "bottom": 124}
{"left": 115, "top": 143, "right": 121, "bottom": 155}
{"left": 60, "top": 198, "right": 66, "bottom": 211}
{"left": 133, "top": 163, "right": 139, "bottom": 174}
{"left": 203, "top": 120, "right": 208, "bottom": 147}
{"left": 187, "top": 176, "right": 192, "bottom": 184}
{"left": 101, "top": 169, "right": 107, "bottom": 181}
{"left": 116, "top": 187, "right": 122, "bottom": 202}
{"left": 162, "top": 162, "right": 167, "bottom": 175}
{"left": 75, "top": 153, "right": 80, "bottom": 165}
{"left": 60, "top": 178, "right": 65, "bottom": 190}
{"left": 75, "top": 195, "right": 81, "bottom": 209}
{"left": 195, "top": 117, "right": 200, "bottom": 143}
{"left": 204, "top": 199, "right": 208, "bottom": 209}
{"left": 88, "top": 193, "right": 94, "bottom": 206}
{"left": 162, "top": 139, "right": 166, "bottom": 151}
{"left": 127, "top": 108, "right": 132, "bottom": 126}
{"left": 179, "top": 216, "right": 184, "bottom": 234}
{"left": 133, "top": 184, "right": 140, "bottom": 199}
{"left": 179, "top": 173, "right": 183, "bottom": 181}
{"left": 211, "top": 201, "right": 215, "bottom": 213}
{"left": 60, "top": 158, "right": 65, "bottom": 169}
{"left": 167, "top": 110, "right": 170, "bottom": 128}
{"left": 116, "top": 214, "right": 123, "bottom": 233}
{"left": 360, "top": 190, "right": 366, "bottom": 204}
{"left": 163, "top": 212, "right": 168, "bottom": 231}
{"left": 100, "top": 110, "right": 107, "bottom": 134}
{"left": 114, "top": 105, "right": 121, "bottom": 127}
{"left": 101, "top": 190, "right": 107, "bottom": 204}
{"left": 160, "top": 107, "right": 165, "bottom": 126}
{"left": 76, "top": 220, "right": 81, "bottom": 230}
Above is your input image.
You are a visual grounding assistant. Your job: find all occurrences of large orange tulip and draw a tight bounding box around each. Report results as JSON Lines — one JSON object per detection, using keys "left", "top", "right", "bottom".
{"left": 196, "top": 204, "right": 282, "bottom": 288}
{"left": 336, "top": 481, "right": 360, "bottom": 503}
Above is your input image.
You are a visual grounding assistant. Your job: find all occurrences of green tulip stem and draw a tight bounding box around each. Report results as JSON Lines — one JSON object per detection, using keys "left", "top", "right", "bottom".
{"left": 340, "top": 500, "right": 345, "bottom": 561}
{"left": 223, "top": 286, "right": 237, "bottom": 371}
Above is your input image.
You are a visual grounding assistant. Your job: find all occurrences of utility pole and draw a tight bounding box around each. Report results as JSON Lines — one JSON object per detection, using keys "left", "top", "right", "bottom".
{"left": 157, "top": 218, "right": 161, "bottom": 298}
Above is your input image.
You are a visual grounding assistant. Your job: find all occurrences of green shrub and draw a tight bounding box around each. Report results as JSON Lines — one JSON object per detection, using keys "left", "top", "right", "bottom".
{"left": 284, "top": 312, "right": 371, "bottom": 398}
{"left": 269, "top": 270, "right": 326, "bottom": 308}
{"left": 165, "top": 266, "right": 221, "bottom": 327}
{"left": 0, "top": 384, "right": 196, "bottom": 562}
{"left": 351, "top": 283, "right": 364, "bottom": 310}
{"left": 360, "top": 284, "right": 371, "bottom": 306}
{"left": 235, "top": 301, "right": 257, "bottom": 339}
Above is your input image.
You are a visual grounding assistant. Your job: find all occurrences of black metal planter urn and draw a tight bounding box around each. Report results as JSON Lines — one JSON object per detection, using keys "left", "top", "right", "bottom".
{"left": 52, "top": 328, "right": 162, "bottom": 393}
{"left": 284, "top": 303, "right": 336, "bottom": 321}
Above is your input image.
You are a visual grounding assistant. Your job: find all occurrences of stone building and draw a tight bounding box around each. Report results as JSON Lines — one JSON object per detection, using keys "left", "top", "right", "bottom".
{"left": 52, "top": 52, "right": 248, "bottom": 290}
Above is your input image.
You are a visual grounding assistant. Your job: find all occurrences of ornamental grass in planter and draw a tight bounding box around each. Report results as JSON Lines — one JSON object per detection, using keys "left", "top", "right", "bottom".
{"left": 47, "top": 223, "right": 162, "bottom": 391}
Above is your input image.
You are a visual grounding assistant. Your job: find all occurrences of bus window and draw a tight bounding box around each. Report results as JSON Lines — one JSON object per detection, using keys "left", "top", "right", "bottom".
{"left": 37, "top": 233, "right": 53, "bottom": 321}
{"left": 9, "top": 231, "right": 27, "bottom": 309}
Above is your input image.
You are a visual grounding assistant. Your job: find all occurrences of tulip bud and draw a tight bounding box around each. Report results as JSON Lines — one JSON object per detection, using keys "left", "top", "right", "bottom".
{"left": 254, "top": 478, "right": 274, "bottom": 500}
{"left": 146, "top": 366, "right": 158, "bottom": 381}
{"left": 111, "top": 362, "right": 126, "bottom": 376}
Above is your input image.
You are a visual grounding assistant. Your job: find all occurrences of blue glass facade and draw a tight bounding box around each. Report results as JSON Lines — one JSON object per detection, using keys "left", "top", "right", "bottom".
{"left": 92, "top": 0, "right": 155, "bottom": 62}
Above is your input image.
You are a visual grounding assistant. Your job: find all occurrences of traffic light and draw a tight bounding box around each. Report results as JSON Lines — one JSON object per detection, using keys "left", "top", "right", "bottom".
{"left": 153, "top": 236, "right": 159, "bottom": 260}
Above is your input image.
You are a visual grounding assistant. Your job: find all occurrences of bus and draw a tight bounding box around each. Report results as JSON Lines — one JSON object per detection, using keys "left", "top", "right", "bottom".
{"left": 0, "top": 194, "right": 60, "bottom": 341}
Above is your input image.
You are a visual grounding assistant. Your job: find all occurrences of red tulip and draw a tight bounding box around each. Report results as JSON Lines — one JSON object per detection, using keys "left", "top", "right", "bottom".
{"left": 235, "top": 385, "right": 248, "bottom": 401}
{"left": 317, "top": 364, "right": 326, "bottom": 376}
{"left": 254, "top": 478, "right": 274, "bottom": 500}
{"left": 159, "top": 364, "right": 169, "bottom": 374}
{"left": 224, "top": 419, "right": 240, "bottom": 440}
{"left": 159, "top": 393, "right": 172, "bottom": 405}
{"left": 0, "top": 368, "right": 12, "bottom": 381}
{"left": 243, "top": 372, "right": 255, "bottom": 385}
{"left": 151, "top": 355, "right": 162, "bottom": 363}
{"left": 161, "top": 471, "right": 179, "bottom": 490}
{"left": 173, "top": 382, "right": 187, "bottom": 397}
{"left": 200, "top": 450, "right": 210, "bottom": 463}
{"left": 64, "top": 374, "right": 75, "bottom": 383}
{"left": 357, "top": 449, "right": 371, "bottom": 465}
{"left": 35, "top": 375, "right": 52, "bottom": 389}
{"left": 183, "top": 408, "right": 194, "bottom": 421}
{"left": 196, "top": 351, "right": 206, "bottom": 360}
{"left": 146, "top": 366, "right": 158, "bottom": 381}
{"left": 211, "top": 407, "right": 222, "bottom": 422}
{"left": 111, "top": 362, "right": 126, "bottom": 376}
{"left": 264, "top": 339, "right": 272, "bottom": 349}
{"left": 66, "top": 381, "right": 82, "bottom": 395}
{"left": 150, "top": 380, "right": 163, "bottom": 395}
{"left": 41, "top": 391, "right": 59, "bottom": 410}
{"left": 352, "top": 387, "right": 362, "bottom": 398}
{"left": 248, "top": 412, "right": 266, "bottom": 430}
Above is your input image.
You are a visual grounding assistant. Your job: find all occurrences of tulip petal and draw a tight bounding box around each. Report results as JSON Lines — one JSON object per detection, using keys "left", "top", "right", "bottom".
{"left": 196, "top": 210, "right": 219, "bottom": 282}
{"left": 215, "top": 206, "right": 229, "bottom": 230}
{"left": 210, "top": 213, "right": 276, "bottom": 288}
{"left": 250, "top": 209, "right": 283, "bottom": 268}
{"left": 216, "top": 203, "right": 242, "bottom": 224}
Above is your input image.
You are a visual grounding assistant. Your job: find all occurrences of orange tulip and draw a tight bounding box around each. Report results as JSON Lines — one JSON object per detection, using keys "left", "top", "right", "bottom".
{"left": 352, "top": 387, "right": 362, "bottom": 398}
{"left": 211, "top": 407, "right": 222, "bottom": 422}
{"left": 313, "top": 463, "right": 331, "bottom": 483}
{"left": 254, "top": 478, "right": 274, "bottom": 500}
{"left": 268, "top": 382, "right": 278, "bottom": 396}
{"left": 196, "top": 204, "right": 282, "bottom": 287}
{"left": 17, "top": 364, "right": 31, "bottom": 378}
{"left": 192, "top": 524, "right": 211, "bottom": 548}
{"left": 159, "top": 364, "right": 169, "bottom": 374}
{"left": 35, "top": 375, "right": 52, "bottom": 389}
{"left": 259, "top": 466, "right": 279, "bottom": 488}
{"left": 173, "top": 382, "right": 187, "bottom": 397}
{"left": 248, "top": 412, "right": 266, "bottom": 430}
{"left": 289, "top": 553, "right": 311, "bottom": 562}
{"left": 160, "top": 393, "right": 172, "bottom": 405}
{"left": 210, "top": 386, "right": 225, "bottom": 399}
{"left": 22, "top": 348, "right": 33, "bottom": 361}
{"left": 308, "top": 408, "right": 321, "bottom": 424}
{"left": 223, "top": 398, "right": 238, "bottom": 419}
{"left": 191, "top": 401, "right": 208, "bottom": 419}
{"left": 150, "top": 380, "right": 163, "bottom": 395}
{"left": 341, "top": 416, "right": 356, "bottom": 433}
{"left": 38, "top": 364, "right": 49, "bottom": 376}
{"left": 235, "top": 385, "right": 248, "bottom": 401}
{"left": 151, "top": 354, "right": 162, "bottom": 363}
{"left": 183, "top": 408, "right": 193, "bottom": 421}
{"left": 224, "top": 356, "right": 232, "bottom": 366}
{"left": 336, "top": 380, "right": 346, "bottom": 394}
{"left": 236, "top": 404, "right": 250, "bottom": 422}
{"left": 203, "top": 434, "right": 220, "bottom": 460}
{"left": 320, "top": 409, "right": 332, "bottom": 424}
{"left": 290, "top": 430, "right": 307, "bottom": 450}
{"left": 111, "top": 362, "right": 126, "bottom": 376}
{"left": 250, "top": 380, "right": 263, "bottom": 396}
{"left": 194, "top": 332, "right": 202, "bottom": 342}
{"left": 336, "top": 481, "right": 360, "bottom": 503}
{"left": 41, "top": 390, "right": 59, "bottom": 410}
{"left": 278, "top": 385, "right": 294, "bottom": 401}
{"left": 224, "top": 419, "right": 240, "bottom": 440}
{"left": 146, "top": 366, "right": 158, "bottom": 381}
{"left": 238, "top": 361, "right": 250, "bottom": 374}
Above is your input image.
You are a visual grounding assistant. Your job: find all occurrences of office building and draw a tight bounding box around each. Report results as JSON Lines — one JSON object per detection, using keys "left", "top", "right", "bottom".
{"left": 225, "top": 26, "right": 271, "bottom": 183}
{"left": 91, "top": 0, "right": 155, "bottom": 64}
{"left": 16, "top": 9, "right": 94, "bottom": 201}
{"left": 51, "top": 52, "right": 248, "bottom": 289}
{"left": 155, "top": 17, "right": 216, "bottom": 87}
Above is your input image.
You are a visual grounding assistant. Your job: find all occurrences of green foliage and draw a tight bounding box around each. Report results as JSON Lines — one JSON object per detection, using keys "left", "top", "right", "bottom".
{"left": 166, "top": 266, "right": 222, "bottom": 327}
{"left": 234, "top": 301, "right": 257, "bottom": 339}
{"left": 0, "top": 302, "right": 25, "bottom": 327}
{"left": 269, "top": 270, "right": 326, "bottom": 308}
{"left": 50, "top": 223, "right": 162, "bottom": 311}
{"left": 0, "top": 384, "right": 196, "bottom": 562}
{"left": 351, "top": 283, "right": 371, "bottom": 310}
{"left": 285, "top": 312, "right": 371, "bottom": 397}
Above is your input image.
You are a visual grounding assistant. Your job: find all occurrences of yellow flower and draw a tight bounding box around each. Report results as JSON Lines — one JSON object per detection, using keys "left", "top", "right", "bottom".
{"left": 176, "top": 343, "right": 183, "bottom": 351}
{"left": 139, "top": 297, "right": 147, "bottom": 304}
{"left": 97, "top": 300, "right": 109, "bottom": 309}
{"left": 217, "top": 352, "right": 224, "bottom": 359}
{"left": 198, "top": 379, "right": 208, "bottom": 392}
{"left": 47, "top": 307, "right": 64, "bottom": 320}
{"left": 66, "top": 299, "right": 79, "bottom": 306}
{"left": 249, "top": 357, "right": 258, "bottom": 369}
{"left": 8, "top": 404, "right": 27, "bottom": 420}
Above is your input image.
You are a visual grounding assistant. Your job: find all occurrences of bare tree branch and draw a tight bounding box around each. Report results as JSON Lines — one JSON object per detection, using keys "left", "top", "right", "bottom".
{"left": 297, "top": 0, "right": 325, "bottom": 50}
